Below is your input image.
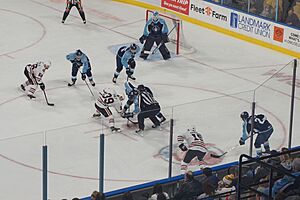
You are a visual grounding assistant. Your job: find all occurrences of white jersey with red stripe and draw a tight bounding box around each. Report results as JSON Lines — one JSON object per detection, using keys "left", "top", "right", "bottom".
{"left": 177, "top": 130, "right": 207, "bottom": 152}
{"left": 95, "top": 92, "right": 122, "bottom": 113}
{"left": 26, "top": 62, "right": 47, "bottom": 85}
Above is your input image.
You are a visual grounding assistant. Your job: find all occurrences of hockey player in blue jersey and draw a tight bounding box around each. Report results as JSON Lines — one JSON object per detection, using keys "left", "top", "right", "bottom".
{"left": 66, "top": 49, "right": 95, "bottom": 86}
{"left": 112, "top": 43, "right": 139, "bottom": 84}
{"left": 239, "top": 111, "right": 274, "bottom": 156}
{"left": 122, "top": 81, "right": 140, "bottom": 117}
{"left": 139, "top": 11, "right": 171, "bottom": 60}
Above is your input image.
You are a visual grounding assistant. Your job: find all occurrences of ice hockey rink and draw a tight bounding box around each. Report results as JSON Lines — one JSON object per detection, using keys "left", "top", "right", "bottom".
{"left": 0, "top": 0, "right": 299, "bottom": 199}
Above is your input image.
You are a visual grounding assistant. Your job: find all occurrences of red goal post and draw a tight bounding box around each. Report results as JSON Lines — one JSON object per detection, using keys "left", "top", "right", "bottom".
{"left": 146, "top": 10, "right": 181, "bottom": 55}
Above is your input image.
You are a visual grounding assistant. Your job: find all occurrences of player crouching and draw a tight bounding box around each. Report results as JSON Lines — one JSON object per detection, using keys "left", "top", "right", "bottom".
{"left": 20, "top": 61, "right": 51, "bottom": 99}
{"left": 93, "top": 88, "right": 124, "bottom": 133}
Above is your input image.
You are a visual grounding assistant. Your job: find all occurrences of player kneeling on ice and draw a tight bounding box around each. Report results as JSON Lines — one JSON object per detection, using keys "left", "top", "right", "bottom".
{"left": 66, "top": 49, "right": 95, "bottom": 86}
{"left": 112, "top": 43, "right": 139, "bottom": 83}
{"left": 177, "top": 126, "right": 207, "bottom": 174}
{"left": 139, "top": 11, "right": 171, "bottom": 60}
{"left": 20, "top": 61, "right": 51, "bottom": 99}
{"left": 239, "top": 111, "right": 273, "bottom": 157}
{"left": 93, "top": 88, "right": 124, "bottom": 132}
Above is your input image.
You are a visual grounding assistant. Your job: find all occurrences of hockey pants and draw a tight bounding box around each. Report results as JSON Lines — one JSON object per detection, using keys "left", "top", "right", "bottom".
{"left": 137, "top": 104, "right": 161, "bottom": 130}
{"left": 140, "top": 35, "right": 170, "bottom": 60}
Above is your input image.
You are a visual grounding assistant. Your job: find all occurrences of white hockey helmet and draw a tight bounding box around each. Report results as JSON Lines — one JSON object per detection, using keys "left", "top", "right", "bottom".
{"left": 152, "top": 11, "right": 159, "bottom": 22}
{"left": 187, "top": 125, "right": 196, "bottom": 132}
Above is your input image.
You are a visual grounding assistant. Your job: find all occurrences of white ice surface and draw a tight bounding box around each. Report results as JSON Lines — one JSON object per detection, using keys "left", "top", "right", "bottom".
{"left": 0, "top": 0, "right": 299, "bottom": 199}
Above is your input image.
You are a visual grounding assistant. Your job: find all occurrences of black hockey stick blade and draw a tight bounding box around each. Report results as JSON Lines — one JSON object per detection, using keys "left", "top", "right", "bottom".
{"left": 47, "top": 102, "right": 55, "bottom": 106}
{"left": 210, "top": 152, "right": 227, "bottom": 158}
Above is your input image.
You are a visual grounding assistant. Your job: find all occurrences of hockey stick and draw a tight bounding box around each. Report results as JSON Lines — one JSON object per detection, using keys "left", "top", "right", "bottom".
{"left": 210, "top": 144, "right": 239, "bottom": 158}
{"left": 42, "top": 90, "right": 54, "bottom": 106}
{"left": 143, "top": 23, "right": 178, "bottom": 55}
{"left": 84, "top": 79, "right": 95, "bottom": 97}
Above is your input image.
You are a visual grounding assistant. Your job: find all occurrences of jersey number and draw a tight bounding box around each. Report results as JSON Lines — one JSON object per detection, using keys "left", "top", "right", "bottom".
{"left": 102, "top": 93, "right": 114, "bottom": 105}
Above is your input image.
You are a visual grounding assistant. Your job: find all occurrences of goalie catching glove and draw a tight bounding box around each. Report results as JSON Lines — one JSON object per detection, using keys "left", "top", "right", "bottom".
{"left": 179, "top": 143, "right": 188, "bottom": 151}
{"left": 139, "top": 35, "right": 147, "bottom": 44}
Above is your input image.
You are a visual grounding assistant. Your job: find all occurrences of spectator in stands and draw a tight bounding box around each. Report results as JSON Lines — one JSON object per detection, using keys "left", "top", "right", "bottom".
{"left": 91, "top": 190, "right": 106, "bottom": 200}
{"left": 122, "top": 191, "right": 134, "bottom": 200}
{"left": 149, "top": 183, "right": 169, "bottom": 200}
{"left": 197, "top": 180, "right": 216, "bottom": 199}
{"left": 249, "top": 0, "right": 264, "bottom": 14}
{"left": 216, "top": 174, "right": 236, "bottom": 199}
{"left": 260, "top": 3, "right": 275, "bottom": 18}
{"left": 262, "top": 0, "right": 283, "bottom": 20}
{"left": 282, "top": 0, "right": 297, "bottom": 22}
{"left": 256, "top": 175, "right": 270, "bottom": 200}
{"left": 173, "top": 171, "right": 202, "bottom": 200}
{"left": 278, "top": 147, "right": 293, "bottom": 172}
{"left": 272, "top": 158, "right": 300, "bottom": 198}
{"left": 285, "top": 7, "right": 300, "bottom": 27}
{"left": 201, "top": 167, "right": 219, "bottom": 191}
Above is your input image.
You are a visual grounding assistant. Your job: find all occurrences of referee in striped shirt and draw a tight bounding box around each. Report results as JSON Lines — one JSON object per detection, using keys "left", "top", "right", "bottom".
{"left": 136, "top": 85, "right": 161, "bottom": 133}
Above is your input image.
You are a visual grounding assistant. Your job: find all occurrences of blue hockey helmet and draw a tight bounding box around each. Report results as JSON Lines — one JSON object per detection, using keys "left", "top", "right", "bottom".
{"left": 130, "top": 43, "right": 137, "bottom": 54}
{"left": 240, "top": 111, "right": 249, "bottom": 120}
{"left": 152, "top": 11, "right": 159, "bottom": 22}
{"left": 76, "top": 49, "right": 83, "bottom": 57}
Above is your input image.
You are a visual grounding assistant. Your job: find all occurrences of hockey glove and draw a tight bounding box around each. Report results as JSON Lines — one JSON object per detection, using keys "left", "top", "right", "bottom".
{"left": 39, "top": 83, "right": 45, "bottom": 91}
{"left": 179, "top": 143, "right": 188, "bottom": 151}
{"left": 81, "top": 73, "right": 86, "bottom": 81}
{"left": 239, "top": 138, "right": 245, "bottom": 145}
{"left": 139, "top": 35, "right": 147, "bottom": 44}
{"left": 126, "top": 68, "right": 133, "bottom": 76}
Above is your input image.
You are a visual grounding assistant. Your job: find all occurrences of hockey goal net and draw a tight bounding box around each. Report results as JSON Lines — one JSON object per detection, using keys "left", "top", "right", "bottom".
{"left": 145, "top": 10, "right": 194, "bottom": 55}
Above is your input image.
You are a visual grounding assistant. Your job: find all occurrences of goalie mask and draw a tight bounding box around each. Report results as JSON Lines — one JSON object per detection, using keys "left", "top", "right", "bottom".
{"left": 152, "top": 11, "right": 159, "bottom": 22}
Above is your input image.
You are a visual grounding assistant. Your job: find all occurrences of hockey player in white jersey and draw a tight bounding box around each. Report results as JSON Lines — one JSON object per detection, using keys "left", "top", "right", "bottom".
{"left": 20, "top": 61, "right": 51, "bottom": 99}
{"left": 93, "top": 88, "right": 124, "bottom": 132}
{"left": 177, "top": 126, "right": 207, "bottom": 174}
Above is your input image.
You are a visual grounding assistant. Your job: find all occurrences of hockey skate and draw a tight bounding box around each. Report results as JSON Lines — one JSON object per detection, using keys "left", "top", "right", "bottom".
{"left": 135, "top": 129, "right": 144, "bottom": 136}
{"left": 68, "top": 80, "right": 76, "bottom": 87}
{"left": 20, "top": 84, "right": 26, "bottom": 91}
{"left": 83, "top": 20, "right": 86, "bottom": 24}
{"left": 112, "top": 77, "right": 117, "bottom": 84}
{"left": 92, "top": 113, "right": 101, "bottom": 118}
{"left": 128, "top": 75, "right": 136, "bottom": 81}
{"left": 110, "top": 126, "right": 121, "bottom": 133}
{"left": 27, "top": 94, "right": 36, "bottom": 99}
{"left": 61, "top": 20, "right": 65, "bottom": 24}
{"left": 89, "top": 80, "right": 95, "bottom": 87}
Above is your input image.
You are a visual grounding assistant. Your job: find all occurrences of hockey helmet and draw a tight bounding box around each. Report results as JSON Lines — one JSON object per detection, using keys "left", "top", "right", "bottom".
{"left": 137, "top": 84, "right": 145, "bottom": 92}
{"left": 76, "top": 49, "right": 83, "bottom": 57}
{"left": 129, "top": 43, "right": 137, "bottom": 54}
{"left": 152, "top": 11, "right": 159, "bottom": 22}
{"left": 128, "top": 58, "right": 136, "bottom": 69}
{"left": 43, "top": 60, "right": 51, "bottom": 69}
{"left": 240, "top": 111, "right": 249, "bottom": 120}
{"left": 187, "top": 125, "right": 196, "bottom": 132}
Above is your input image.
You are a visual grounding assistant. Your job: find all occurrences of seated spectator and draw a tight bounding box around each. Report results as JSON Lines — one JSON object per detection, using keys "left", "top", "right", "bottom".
{"left": 260, "top": 3, "right": 275, "bottom": 19}
{"left": 122, "top": 191, "right": 134, "bottom": 200}
{"left": 216, "top": 174, "right": 236, "bottom": 199}
{"left": 91, "top": 190, "right": 106, "bottom": 200}
{"left": 263, "top": 0, "right": 283, "bottom": 20}
{"left": 249, "top": 0, "right": 264, "bottom": 14}
{"left": 174, "top": 171, "right": 203, "bottom": 200}
{"left": 197, "top": 180, "right": 216, "bottom": 199}
{"left": 272, "top": 158, "right": 300, "bottom": 198}
{"left": 285, "top": 7, "right": 300, "bottom": 27}
{"left": 201, "top": 167, "right": 219, "bottom": 191}
{"left": 148, "top": 183, "right": 169, "bottom": 200}
{"left": 256, "top": 175, "right": 270, "bottom": 200}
